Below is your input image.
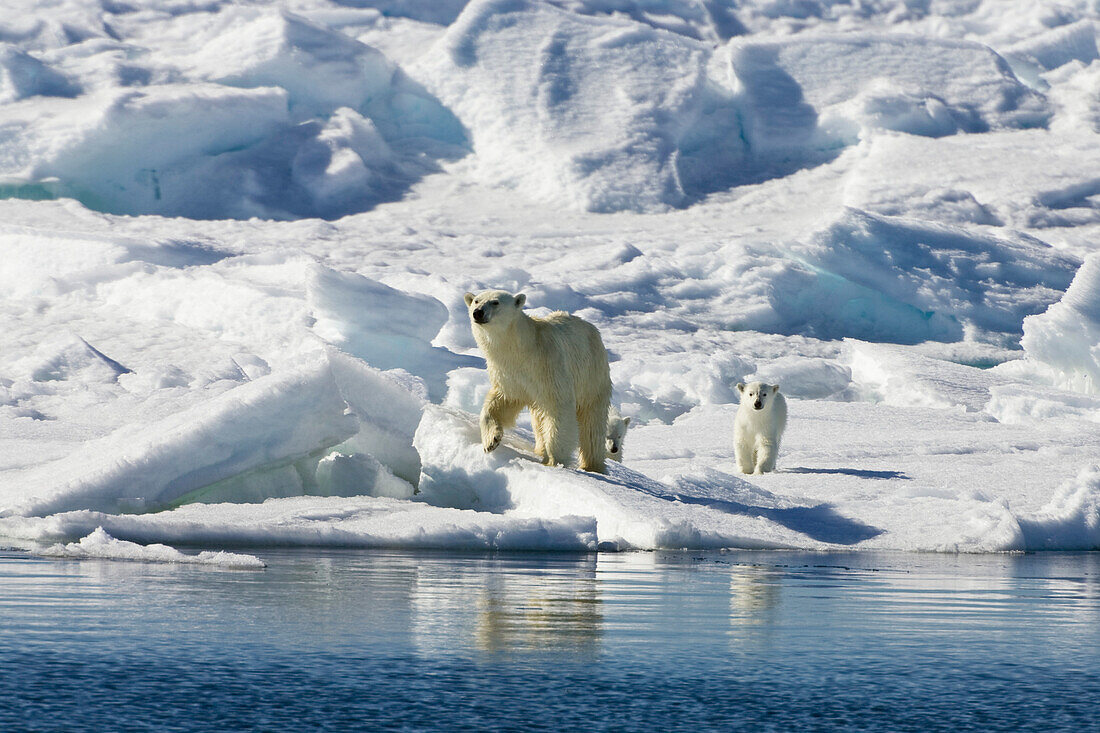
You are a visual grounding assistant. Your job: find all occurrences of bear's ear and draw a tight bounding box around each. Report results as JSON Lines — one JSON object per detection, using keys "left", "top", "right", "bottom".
{"left": 736, "top": 382, "right": 746, "bottom": 394}
{"left": 622, "top": 416, "right": 631, "bottom": 427}
{"left": 514, "top": 293, "right": 526, "bottom": 308}
{"left": 464, "top": 292, "right": 475, "bottom": 307}
{"left": 772, "top": 384, "right": 780, "bottom": 394}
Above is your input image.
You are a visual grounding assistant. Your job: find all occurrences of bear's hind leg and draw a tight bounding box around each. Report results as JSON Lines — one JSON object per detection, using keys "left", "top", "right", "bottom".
{"left": 577, "top": 403, "right": 607, "bottom": 474}
{"left": 481, "top": 387, "right": 523, "bottom": 453}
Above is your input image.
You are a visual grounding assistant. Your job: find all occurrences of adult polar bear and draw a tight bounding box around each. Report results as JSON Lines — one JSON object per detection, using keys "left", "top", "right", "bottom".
{"left": 464, "top": 289, "right": 611, "bottom": 474}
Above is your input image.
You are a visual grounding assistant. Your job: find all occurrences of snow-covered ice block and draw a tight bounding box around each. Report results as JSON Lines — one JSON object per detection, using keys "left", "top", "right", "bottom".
{"left": 0, "top": 83, "right": 290, "bottom": 216}
{"left": 726, "top": 33, "right": 1049, "bottom": 150}
{"left": 790, "top": 208, "right": 1077, "bottom": 342}
{"left": 186, "top": 9, "right": 396, "bottom": 119}
{"left": 325, "top": 349, "right": 428, "bottom": 487}
{"left": 1019, "top": 252, "right": 1100, "bottom": 394}
{"left": 419, "top": 0, "right": 744, "bottom": 211}
{"left": 413, "top": 405, "right": 830, "bottom": 550}
{"left": 308, "top": 266, "right": 477, "bottom": 400}
{"left": 315, "top": 452, "right": 415, "bottom": 499}
{"left": 39, "top": 527, "right": 266, "bottom": 568}
{"left": 0, "top": 360, "right": 357, "bottom": 517}
{"left": 0, "top": 38, "right": 462, "bottom": 220}
{"left": 14, "top": 84, "right": 288, "bottom": 181}
{"left": 0, "top": 497, "right": 599, "bottom": 552}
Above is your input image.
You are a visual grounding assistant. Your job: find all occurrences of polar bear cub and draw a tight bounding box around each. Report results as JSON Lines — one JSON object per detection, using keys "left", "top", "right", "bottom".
{"left": 734, "top": 382, "right": 787, "bottom": 474}
{"left": 606, "top": 406, "right": 631, "bottom": 462}
{"left": 464, "top": 289, "right": 612, "bottom": 473}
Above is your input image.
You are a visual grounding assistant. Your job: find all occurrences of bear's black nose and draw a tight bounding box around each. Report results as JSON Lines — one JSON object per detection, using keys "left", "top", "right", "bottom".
{"left": 472, "top": 307, "right": 486, "bottom": 323}
{"left": 754, "top": 401, "right": 762, "bottom": 409}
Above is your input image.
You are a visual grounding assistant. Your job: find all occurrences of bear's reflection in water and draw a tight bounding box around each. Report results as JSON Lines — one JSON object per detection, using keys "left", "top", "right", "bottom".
{"left": 729, "top": 564, "right": 782, "bottom": 627}
{"left": 409, "top": 555, "right": 602, "bottom": 659}
{"left": 474, "top": 560, "right": 603, "bottom": 656}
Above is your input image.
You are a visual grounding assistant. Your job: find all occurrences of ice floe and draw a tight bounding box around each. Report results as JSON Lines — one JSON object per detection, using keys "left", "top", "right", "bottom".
{"left": 1, "top": 0, "right": 1099, "bottom": 555}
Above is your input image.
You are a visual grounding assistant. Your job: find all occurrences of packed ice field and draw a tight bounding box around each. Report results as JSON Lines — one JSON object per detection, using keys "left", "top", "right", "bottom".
{"left": 2, "top": 0, "right": 1100, "bottom": 564}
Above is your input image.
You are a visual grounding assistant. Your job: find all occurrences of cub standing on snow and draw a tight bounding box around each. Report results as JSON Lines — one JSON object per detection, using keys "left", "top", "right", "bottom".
{"left": 734, "top": 382, "right": 787, "bottom": 474}
{"left": 464, "top": 289, "right": 612, "bottom": 474}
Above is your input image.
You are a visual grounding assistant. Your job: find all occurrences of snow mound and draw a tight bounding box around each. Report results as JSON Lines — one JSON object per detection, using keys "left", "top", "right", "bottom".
{"left": 846, "top": 340, "right": 1009, "bottom": 412}
{"left": 0, "top": 224, "right": 229, "bottom": 299}
{"left": 419, "top": 0, "right": 744, "bottom": 211}
{"left": 788, "top": 208, "right": 1077, "bottom": 342}
{"left": 1004, "top": 20, "right": 1099, "bottom": 72}
{"left": 180, "top": 8, "right": 466, "bottom": 147}
{"left": 611, "top": 350, "right": 753, "bottom": 423}
{"left": 185, "top": 9, "right": 397, "bottom": 120}
{"left": 745, "top": 356, "right": 851, "bottom": 400}
{"left": 0, "top": 43, "right": 79, "bottom": 103}
{"left": 727, "top": 33, "right": 1050, "bottom": 151}
{"left": 39, "top": 527, "right": 266, "bottom": 568}
{"left": 10, "top": 333, "right": 130, "bottom": 386}
{"left": 413, "top": 404, "right": 846, "bottom": 550}
{"left": 1015, "top": 465, "right": 1100, "bottom": 551}
{"left": 986, "top": 383, "right": 1100, "bottom": 424}
{"left": 1019, "top": 252, "right": 1100, "bottom": 394}
{"left": 0, "top": 497, "right": 598, "bottom": 552}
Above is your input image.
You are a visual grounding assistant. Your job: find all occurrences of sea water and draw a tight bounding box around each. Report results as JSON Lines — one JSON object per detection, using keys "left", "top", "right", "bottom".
{"left": 1, "top": 549, "right": 1098, "bottom": 731}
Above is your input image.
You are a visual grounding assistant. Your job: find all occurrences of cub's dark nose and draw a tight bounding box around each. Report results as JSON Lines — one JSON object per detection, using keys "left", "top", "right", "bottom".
{"left": 472, "top": 307, "right": 487, "bottom": 324}
{"left": 753, "top": 401, "right": 762, "bottom": 410}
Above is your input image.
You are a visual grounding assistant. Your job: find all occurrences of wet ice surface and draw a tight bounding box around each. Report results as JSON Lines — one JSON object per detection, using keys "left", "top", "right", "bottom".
{"left": 2, "top": 549, "right": 1098, "bottom": 732}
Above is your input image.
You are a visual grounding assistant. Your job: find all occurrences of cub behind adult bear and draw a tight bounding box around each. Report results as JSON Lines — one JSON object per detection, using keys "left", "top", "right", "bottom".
{"left": 734, "top": 382, "right": 787, "bottom": 474}
{"left": 606, "top": 406, "right": 630, "bottom": 462}
{"left": 464, "top": 289, "right": 611, "bottom": 473}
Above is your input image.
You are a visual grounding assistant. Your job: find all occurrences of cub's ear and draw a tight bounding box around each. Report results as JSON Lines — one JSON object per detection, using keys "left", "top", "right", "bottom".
{"left": 514, "top": 293, "right": 526, "bottom": 308}
{"left": 736, "top": 382, "right": 746, "bottom": 394}
{"left": 772, "top": 384, "right": 780, "bottom": 394}
{"left": 622, "top": 416, "right": 631, "bottom": 427}
{"left": 464, "top": 292, "right": 475, "bottom": 307}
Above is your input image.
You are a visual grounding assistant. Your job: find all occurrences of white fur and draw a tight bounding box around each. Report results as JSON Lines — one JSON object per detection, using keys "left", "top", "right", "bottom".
{"left": 606, "top": 406, "right": 630, "bottom": 462}
{"left": 465, "top": 289, "right": 612, "bottom": 473}
{"left": 734, "top": 381, "right": 787, "bottom": 475}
